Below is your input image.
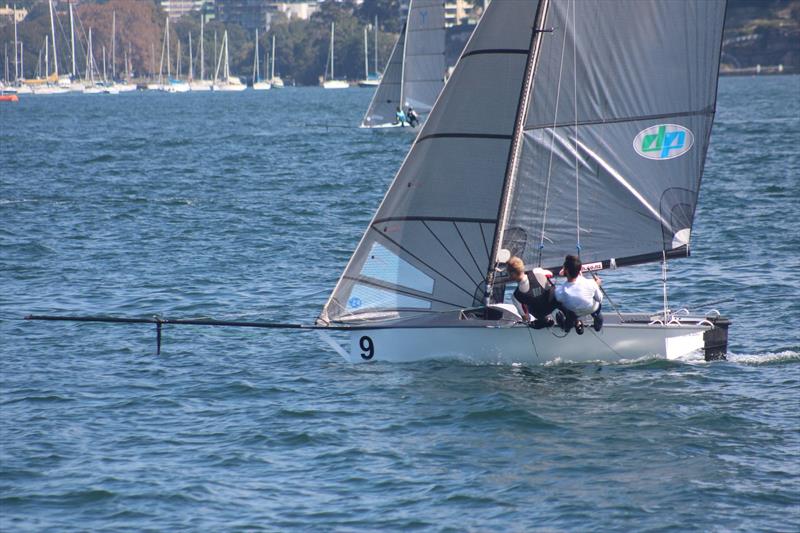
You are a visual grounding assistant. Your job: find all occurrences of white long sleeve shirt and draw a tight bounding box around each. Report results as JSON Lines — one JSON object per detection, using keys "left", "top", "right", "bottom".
{"left": 555, "top": 275, "right": 603, "bottom": 316}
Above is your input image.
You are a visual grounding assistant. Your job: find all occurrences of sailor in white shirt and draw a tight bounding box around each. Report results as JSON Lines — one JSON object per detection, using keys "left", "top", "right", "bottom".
{"left": 554, "top": 254, "right": 604, "bottom": 335}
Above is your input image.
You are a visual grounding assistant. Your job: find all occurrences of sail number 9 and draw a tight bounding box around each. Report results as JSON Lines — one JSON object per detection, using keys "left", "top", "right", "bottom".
{"left": 359, "top": 336, "right": 374, "bottom": 360}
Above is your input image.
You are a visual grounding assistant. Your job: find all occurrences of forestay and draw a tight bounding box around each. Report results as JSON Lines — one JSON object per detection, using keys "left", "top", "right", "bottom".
{"left": 503, "top": 0, "right": 727, "bottom": 272}
{"left": 321, "top": 1, "right": 540, "bottom": 323}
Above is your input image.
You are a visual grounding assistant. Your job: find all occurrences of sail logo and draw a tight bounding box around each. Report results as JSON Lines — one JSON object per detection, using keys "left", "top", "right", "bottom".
{"left": 634, "top": 124, "right": 694, "bottom": 160}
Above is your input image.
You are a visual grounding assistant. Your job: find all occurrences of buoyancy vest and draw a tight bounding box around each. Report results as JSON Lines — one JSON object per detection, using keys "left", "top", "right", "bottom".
{"left": 513, "top": 269, "right": 557, "bottom": 319}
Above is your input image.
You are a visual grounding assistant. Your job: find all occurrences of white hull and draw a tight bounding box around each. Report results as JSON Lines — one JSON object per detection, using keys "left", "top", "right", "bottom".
{"left": 189, "top": 81, "right": 212, "bottom": 91}
{"left": 146, "top": 83, "right": 163, "bottom": 91}
{"left": 83, "top": 86, "right": 105, "bottom": 94}
{"left": 115, "top": 83, "right": 138, "bottom": 92}
{"left": 32, "top": 86, "right": 69, "bottom": 95}
{"left": 213, "top": 83, "right": 247, "bottom": 92}
{"left": 15, "top": 85, "right": 33, "bottom": 94}
{"left": 336, "top": 322, "right": 708, "bottom": 365}
{"left": 323, "top": 80, "right": 349, "bottom": 89}
{"left": 360, "top": 122, "right": 419, "bottom": 130}
{"left": 252, "top": 81, "right": 272, "bottom": 90}
{"left": 165, "top": 82, "right": 190, "bottom": 93}
{"left": 270, "top": 78, "right": 284, "bottom": 88}
{"left": 319, "top": 309, "right": 723, "bottom": 366}
{"left": 358, "top": 79, "right": 381, "bottom": 87}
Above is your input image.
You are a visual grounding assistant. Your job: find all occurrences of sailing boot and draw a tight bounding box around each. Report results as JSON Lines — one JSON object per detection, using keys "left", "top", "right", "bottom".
{"left": 592, "top": 311, "right": 603, "bottom": 332}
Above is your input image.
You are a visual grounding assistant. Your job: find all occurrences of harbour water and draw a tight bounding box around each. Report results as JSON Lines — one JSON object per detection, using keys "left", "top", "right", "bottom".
{"left": 1, "top": 76, "right": 799, "bottom": 530}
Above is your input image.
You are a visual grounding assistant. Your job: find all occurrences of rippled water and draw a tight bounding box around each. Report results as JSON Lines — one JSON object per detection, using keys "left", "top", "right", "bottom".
{"left": 1, "top": 77, "right": 799, "bottom": 530}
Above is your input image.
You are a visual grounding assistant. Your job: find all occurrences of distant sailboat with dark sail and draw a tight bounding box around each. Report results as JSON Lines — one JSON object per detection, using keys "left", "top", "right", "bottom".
{"left": 319, "top": 0, "right": 731, "bottom": 363}
{"left": 361, "top": 0, "right": 445, "bottom": 128}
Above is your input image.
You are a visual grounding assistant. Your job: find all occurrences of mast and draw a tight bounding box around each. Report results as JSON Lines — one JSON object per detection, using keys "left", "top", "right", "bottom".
{"left": 151, "top": 42, "right": 155, "bottom": 81}
{"left": 253, "top": 28, "right": 259, "bottom": 81}
{"left": 69, "top": 2, "right": 75, "bottom": 77}
{"left": 88, "top": 28, "right": 94, "bottom": 84}
{"left": 224, "top": 31, "right": 229, "bottom": 80}
{"left": 398, "top": 7, "right": 411, "bottom": 108}
{"left": 4, "top": 43, "right": 8, "bottom": 83}
{"left": 484, "top": 0, "right": 551, "bottom": 305}
{"left": 45, "top": 35, "right": 49, "bottom": 78}
{"left": 363, "top": 27, "right": 368, "bottom": 79}
{"left": 48, "top": 0, "right": 58, "bottom": 78}
{"left": 112, "top": 11, "right": 116, "bottom": 80}
{"left": 374, "top": 16, "right": 379, "bottom": 74}
{"left": 199, "top": 16, "right": 204, "bottom": 81}
{"left": 177, "top": 39, "right": 181, "bottom": 78}
{"left": 102, "top": 45, "right": 106, "bottom": 82}
{"left": 330, "top": 22, "right": 335, "bottom": 80}
{"left": 166, "top": 18, "right": 171, "bottom": 78}
{"left": 13, "top": 4, "right": 18, "bottom": 81}
{"left": 188, "top": 32, "right": 193, "bottom": 81}
{"left": 271, "top": 35, "right": 275, "bottom": 80}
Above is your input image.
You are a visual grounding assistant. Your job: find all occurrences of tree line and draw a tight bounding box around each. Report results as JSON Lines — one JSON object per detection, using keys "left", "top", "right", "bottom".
{"left": 0, "top": 0, "right": 401, "bottom": 84}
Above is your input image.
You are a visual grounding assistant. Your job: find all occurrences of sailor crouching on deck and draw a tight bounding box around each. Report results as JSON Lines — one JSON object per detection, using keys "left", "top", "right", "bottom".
{"left": 554, "top": 255, "right": 604, "bottom": 335}
{"left": 506, "top": 256, "right": 557, "bottom": 329}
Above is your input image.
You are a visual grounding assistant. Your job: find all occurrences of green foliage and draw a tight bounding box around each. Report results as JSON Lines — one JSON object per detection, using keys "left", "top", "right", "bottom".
{"left": 1, "top": 0, "right": 399, "bottom": 84}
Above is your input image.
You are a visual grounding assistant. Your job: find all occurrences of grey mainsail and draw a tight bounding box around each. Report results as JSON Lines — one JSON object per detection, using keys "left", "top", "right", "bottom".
{"left": 402, "top": 0, "right": 446, "bottom": 113}
{"left": 361, "top": 0, "right": 446, "bottom": 127}
{"left": 322, "top": 0, "right": 727, "bottom": 325}
{"left": 361, "top": 22, "right": 406, "bottom": 127}
{"left": 503, "top": 0, "right": 727, "bottom": 273}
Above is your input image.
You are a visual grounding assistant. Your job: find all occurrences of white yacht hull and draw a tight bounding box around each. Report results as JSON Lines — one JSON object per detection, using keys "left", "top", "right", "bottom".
{"left": 325, "top": 313, "right": 721, "bottom": 366}
{"left": 32, "top": 86, "right": 69, "bottom": 95}
{"left": 323, "top": 80, "right": 349, "bottom": 89}
{"left": 189, "top": 82, "right": 212, "bottom": 91}
{"left": 213, "top": 83, "right": 247, "bottom": 92}
{"left": 252, "top": 81, "right": 272, "bottom": 90}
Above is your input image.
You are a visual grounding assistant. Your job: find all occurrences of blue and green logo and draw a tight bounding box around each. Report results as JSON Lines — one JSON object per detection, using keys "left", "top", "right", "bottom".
{"left": 634, "top": 124, "right": 693, "bottom": 160}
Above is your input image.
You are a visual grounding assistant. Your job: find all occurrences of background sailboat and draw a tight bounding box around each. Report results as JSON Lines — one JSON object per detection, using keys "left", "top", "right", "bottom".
{"left": 252, "top": 28, "right": 271, "bottom": 90}
{"left": 270, "top": 35, "right": 284, "bottom": 88}
{"left": 319, "top": 0, "right": 730, "bottom": 364}
{"left": 189, "top": 17, "right": 212, "bottom": 91}
{"left": 213, "top": 30, "right": 246, "bottom": 92}
{"left": 358, "top": 20, "right": 381, "bottom": 87}
{"left": 322, "top": 22, "right": 348, "bottom": 89}
{"left": 361, "top": 0, "right": 445, "bottom": 128}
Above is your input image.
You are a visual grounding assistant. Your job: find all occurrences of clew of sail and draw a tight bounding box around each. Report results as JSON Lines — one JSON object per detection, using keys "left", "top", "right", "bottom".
{"left": 503, "top": 0, "right": 727, "bottom": 273}
{"left": 321, "top": 1, "right": 540, "bottom": 324}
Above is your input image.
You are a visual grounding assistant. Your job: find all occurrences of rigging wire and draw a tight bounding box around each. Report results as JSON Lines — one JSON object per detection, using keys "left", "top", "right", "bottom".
{"left": 573, "top": 0, "right": 581, "bottom": 255}
{"left": 538, "top": 0, "right": 571, "bottom": 266}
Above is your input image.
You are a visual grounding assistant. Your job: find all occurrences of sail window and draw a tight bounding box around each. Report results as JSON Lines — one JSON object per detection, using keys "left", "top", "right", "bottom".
{"left": 360, "top": 243, "right": 435, "bottom": 294}
{"left": 346, "top": 285, "right": 432, "bottom": 312}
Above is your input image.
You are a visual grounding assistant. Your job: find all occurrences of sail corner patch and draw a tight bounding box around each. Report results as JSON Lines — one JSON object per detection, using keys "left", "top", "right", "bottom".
{"left": 634, "top": 124, "right": 694, "bottom": 160}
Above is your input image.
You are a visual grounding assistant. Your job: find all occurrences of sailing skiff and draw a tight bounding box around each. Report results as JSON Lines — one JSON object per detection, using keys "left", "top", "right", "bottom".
{"left": 26, "top": 0, "right": 731, "bottom": 366}
{"left": 361, "top": 0, "right": 446, "bottom": 128}
{"left": 318, "top": 0, "right": 731, "bottom": 364}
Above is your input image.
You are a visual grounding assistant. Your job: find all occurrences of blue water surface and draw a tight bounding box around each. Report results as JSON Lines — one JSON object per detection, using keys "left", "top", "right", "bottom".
{"left": 1, "top": 76, "right": 799, "bottom": 531}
